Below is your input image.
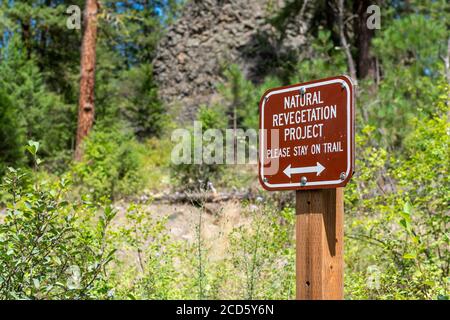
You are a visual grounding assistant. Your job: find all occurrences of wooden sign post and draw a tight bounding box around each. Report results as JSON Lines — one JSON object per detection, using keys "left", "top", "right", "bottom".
{"left": 296, "top": 188, "right": 344, "bottom": 299}
{"left": 258, "top": 75, "right": 355, "bottom": 300}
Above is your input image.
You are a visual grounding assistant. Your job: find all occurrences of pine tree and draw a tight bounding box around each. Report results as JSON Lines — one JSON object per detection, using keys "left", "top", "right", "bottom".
{"left": 0, "top": 90, "right": 24, "bottom": 173}
{"left": 75, "top": 0, "right": 99, "bottom": 161}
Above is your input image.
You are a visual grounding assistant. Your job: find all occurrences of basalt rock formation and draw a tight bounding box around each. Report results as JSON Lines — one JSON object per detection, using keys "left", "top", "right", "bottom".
{"left": 153, "top": 0, "right": 315, "bottom": 121}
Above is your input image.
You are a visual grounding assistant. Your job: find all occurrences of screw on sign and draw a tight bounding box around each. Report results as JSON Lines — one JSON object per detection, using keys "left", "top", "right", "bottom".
{"left": 258, "top": 75, "right": 355, "bottom": 300}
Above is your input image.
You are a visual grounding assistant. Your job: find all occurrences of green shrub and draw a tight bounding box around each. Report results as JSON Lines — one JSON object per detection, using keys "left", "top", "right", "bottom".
{"left": 0, "top": 35, "right": 75, "bottom": 172}
{"left": 72, "top": 125, "right": 146, "bottom": 199}
{"left": 171, "top": 105, "right": 227, "bottom": 191}
{"left": 367, "top": 14, "right": 447, "bottom": 147}
{"left": 119, "top": 64, "right": 168, "bottom": 139}
{"left": 227, "top": 204, "right": 295, "bottom": 299}
{"left": 0, "top": 89, "right": 24, "bottom": 175}
{"left": 289, "top": 29, "right": 347, "bottom": 84}
{"left": 218, "top": 64, "right": 282, "bottom": 131}
{"left": 0, "top": 142, "right": 116, "bottom": 299}
{"left": 344, "top": 89, "right": 449, "bottom": 299}
{"left": 108, "top": 203, "right": 182, "bottom": 299}
{"left": 139, "top": 137, "right": 172, "bottom": 191}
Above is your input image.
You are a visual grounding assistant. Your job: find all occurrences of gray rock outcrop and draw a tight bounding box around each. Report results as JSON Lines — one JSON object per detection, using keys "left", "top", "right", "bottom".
{"left": 153, "top": 0, "right": 315, "bottom": 121}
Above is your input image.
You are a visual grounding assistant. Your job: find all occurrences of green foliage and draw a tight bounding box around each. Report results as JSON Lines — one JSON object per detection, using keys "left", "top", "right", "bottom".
{"left": 108, "top": 203, "right": 181, "bottom": 300}
{"left": 72, "top": 125, "right": 146, "bottom": 199}
{"left": 196, "top": 105, "right": 228, "bottom": 130}
{"left": 345, "top": 89, "right": 449, "bottom": 299}
{"left": 190, "top": 202, "right": 209, "bottom": 299}
{"left": 119, "top": 64, "right": 167, "bottom": 139}
{"left": 171, "top": 105, "right": 227, "bottom": 191}
{"left": 0, "top": 0, "right": 448, "bottom": 301}
{"left": 0, "top": 35, "right": 75, "bottom": 171}
{"left": 218, "top": 30, "right": 345, "bottom": 133}
{"left": 0, "top": 89, "right": 24, "bottom": 174}
{"left": 92, "top": 2, "right": 179, "bottom": 140}
{"left": 0, "top": 1, "right": 177, "bottom": 174}
{"left": 373, "top": 15, "right": 446, "bottom": 72}
{"left": 227, "top": 204, "right": 295, "bottom": 299}
{"left": 139, "top": 137, "right": 172, "bottom": 191}
{"left": 142, "top": 198, "right": 297, "bottom": 300}
{"left": 0, "top": 143, "right": 116, "bottom": 299}
{"left": 0, "top": 1, "right": 82, "bottom": 95}
{"left": 219, "top": 64, "right": 282, "bottom": 130}
{"left": 289, "top": 29, "right": 347, "bottom": 83}
{"left": 365, "top": 14, "right": 448, "bottom": 147}
{"left": 101, "top": 0, "right": 183, "bottom": 65}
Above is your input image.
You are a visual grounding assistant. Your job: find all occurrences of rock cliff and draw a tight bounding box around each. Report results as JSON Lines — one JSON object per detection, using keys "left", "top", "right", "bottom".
{"left": 153, "top": 0, "right": 314, "bottom": 121}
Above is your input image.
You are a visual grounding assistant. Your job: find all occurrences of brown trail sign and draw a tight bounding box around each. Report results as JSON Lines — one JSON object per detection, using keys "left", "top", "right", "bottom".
{"left": 258, "top": 75, "right": 355, "bottom": 190}
{"left": 258, "top": 75, "right": 355, "bottom": 300}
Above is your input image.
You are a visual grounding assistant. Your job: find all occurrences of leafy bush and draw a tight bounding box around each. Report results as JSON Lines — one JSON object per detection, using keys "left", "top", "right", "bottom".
{"left": 0, "top": 89, "right": 24, "bottom": 175}
{"left": 366, "top": 14, "right": 448, "bottom": 147}
{"left": 108, "top": 203, "right": 182, "bottom": 299}
{"left": 173, "top": 198, "right": 296, "bottom": 300}
{"left": 289, "top": 29, "right": 347, "bottom": 84}
{"left": 171, "top": 105, "right": 227, "bottom": 191}
{"left": 0, "top": 35, "right": 75, "bottom": 171}
{"left": 72, "top": 125, "right": 146, "bottom": 199}
{"left": 218, "top": 64, "right": 282, "bottom": 130}
{"left": 118, "top": 64, "right": 168, "bottom": 139}
{"left": 227, "top": 204, "right": 295, "bottom": 299}
{"left": 0, "top": 142, "right": 116, "bottom": 299}
{"left": 139, "top": 137, "right": 172, "bottom": 191}
{"left": 344, "top": 89, "right": 449, "bottom": 299}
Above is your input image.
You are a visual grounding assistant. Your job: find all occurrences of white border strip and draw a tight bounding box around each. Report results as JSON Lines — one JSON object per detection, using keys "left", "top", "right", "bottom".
{"left": 260, "top": 79, "right": 351, "bottom": 188}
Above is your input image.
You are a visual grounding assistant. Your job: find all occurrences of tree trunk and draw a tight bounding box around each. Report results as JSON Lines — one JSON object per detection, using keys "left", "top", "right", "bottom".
{"left": 337, "top": 0, "right": 357, "bottom": 85}
{"left": 325, "top": 1, "right": 339, "bottom": 46}
{"left": 354, "top": 0, "right": 376, "bottom": 79}
{"left": 75, "top": 0, "right": 99, "bottom": 161}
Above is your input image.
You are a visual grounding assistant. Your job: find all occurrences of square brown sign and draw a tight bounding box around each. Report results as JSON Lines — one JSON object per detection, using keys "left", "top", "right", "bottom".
{"left": 258, "top": 75, "right": 355, "bottom": 191}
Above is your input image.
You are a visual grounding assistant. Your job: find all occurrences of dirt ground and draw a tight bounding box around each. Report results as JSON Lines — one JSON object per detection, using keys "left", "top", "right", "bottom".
{"left": 112, "top": 199, "right": 254, "bottom": 262}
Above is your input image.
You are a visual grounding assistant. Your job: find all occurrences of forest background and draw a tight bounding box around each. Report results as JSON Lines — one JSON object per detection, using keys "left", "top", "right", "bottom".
{"left": 0, "top": 0, "right": 448, "bottom": 300}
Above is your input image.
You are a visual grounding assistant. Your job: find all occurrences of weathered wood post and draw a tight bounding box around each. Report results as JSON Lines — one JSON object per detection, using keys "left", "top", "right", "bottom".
{"left": 296, "top": 188, "right": 344, "bottom": 299}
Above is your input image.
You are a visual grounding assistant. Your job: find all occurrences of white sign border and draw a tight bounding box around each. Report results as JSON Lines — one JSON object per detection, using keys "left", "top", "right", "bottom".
{"left": 260, "top": 78, "right": 352, "bottom": 189}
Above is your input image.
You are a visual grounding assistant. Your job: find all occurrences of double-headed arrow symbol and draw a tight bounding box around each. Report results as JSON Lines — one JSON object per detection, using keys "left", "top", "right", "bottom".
{"left": 283, "top": 162, "right": 325, "bottom": 178}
